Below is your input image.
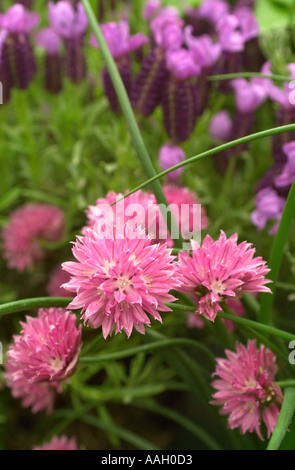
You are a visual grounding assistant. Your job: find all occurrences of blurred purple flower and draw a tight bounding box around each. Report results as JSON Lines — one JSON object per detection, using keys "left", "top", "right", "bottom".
{"left": 209, "top": 110, "right": 232, "bottom": 141}
{"left": 48, "top": 1, "right": 88, "bottom": 38}
{"left": 159, "top": 143, "right": 186, "bottom": 181}
{"left": 275, "top": 142, "right": 295, "bottom": 187}
{"left": 251, "top": 187, "right": 285, "bottom": 235}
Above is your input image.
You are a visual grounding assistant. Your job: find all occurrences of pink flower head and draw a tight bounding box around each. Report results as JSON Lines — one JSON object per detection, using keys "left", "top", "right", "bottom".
{"left": 251, "top": 187, "right": 285, "bottom": 235}
{"left": 2, "top": 203, "right": 65, "bottom": 271}
{"left": 35, "top": 27, "right": 61, "bottom": 55}
{"left": 198, "top": 0, "right": 229, "bottom": 25}
{"left": 47, "top": 265, "right": 71, "bottom": 297}
{"left": 90, "top": 20, "right": 149, "bottom": 60}
{"left": 85, "top": 189, "right": 156, "bottom": 237}
{"left": 150, "top": 7, "right": 184, "bottom": 51}
{"left": 165, "top": 48, "right": 200, "bottom": 80}
{"left": 0, "top": 4, "right": 40, "bottom": 33}
{"left": 209, "top": 110, "right": 232, "bottom": 141}
{"left": 184, "top": 28, "right": 221, "bottom": 69}
{"left": 177, "top": 231, "right": 271, "bottom": 321}
{"left": 159, "top": 143, "right": 186, "bottom": 181}
{"left": 148, "top": 184, "right": 208, "bottom": 247}
{"left": 231, "top": 78, "right": 267, "bottom": 113}
{"left": 48, "top": 1, "right": 88, "bottom": 38}
{"left": 211, "top": 340, "right": 283, "bottom": 440}
{"left": 4, "top": 308, "right": 82, "bottom": 413}
{"left": 62, "top": 222, "right": 180, "bottom": 338}
{"left": 275, "top": 141, "right": 295, "bottom": 187}
{"left": 217, "top": 14, "right": 245, "bottom": 52}
{"left": 33, "top": 435, "right": 78, "bottom": 450}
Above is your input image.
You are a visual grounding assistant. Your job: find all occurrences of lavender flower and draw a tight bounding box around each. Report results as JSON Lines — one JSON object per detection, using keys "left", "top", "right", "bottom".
{"left": 91, "top": 20, "right": 149, "bottom": 113}
{"left": 0, "top": 4, "right": 39, "bottom": 93}
{"left": 35, "top": 27, "right": 62, "bottom": 93}
{"left": 161, "top": 48, "right": 199, "bottom": 143}
{"left": 49, "top": 1, "right": 88, "bottom": 83}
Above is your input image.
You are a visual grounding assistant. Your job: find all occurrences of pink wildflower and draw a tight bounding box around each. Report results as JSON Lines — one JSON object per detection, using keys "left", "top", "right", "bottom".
{"left": 177, "top": 231, "right": 271, "bottom": 321}
{"left": 46, "top": 265, "right": 71, "bottom": 297}
{"left": 4, "top": 308, "right": 82, "bottom": 413}
{"left": 33, "top": 435, "right": 78, "bottom": 450}
{"left": 148, "top": 184, "right": 208, "bottom": 247}
{"left": 211, "top": 340, "right": 283, "bottom": 440}
{"left": 85, "top": 190, "right": 156, "bottom": 236}
{"left": 62, "top": 222, "right": 180, "bottom": 338}
{"left": 2, "top": 203, "right": 65, "bottom": 271}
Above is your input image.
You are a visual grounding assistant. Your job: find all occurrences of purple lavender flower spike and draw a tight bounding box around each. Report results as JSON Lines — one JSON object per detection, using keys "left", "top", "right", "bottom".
{"left": 265, "top": 62, "right": 295, "bottom": 162}
{"left": 0, "top": 4, "right": 39, "bottom": 92}
{"left": 143, "top": 0, "right": 162, "bottom": 21}
{"left": 91, "top": 20, "right": 149, "bottom": 113}
{"left": 215, "top": 77, "right": 266, "bottom": 172}
{"left": 159, "top": 143, "right": 186, "bottom": 181}
{"left": 17, "top": 0, "right": 35, "bottom": 9}
{"left": 216, "top": 13, "right": 246, "bottom": 93}
{"left": 161, "top": 48, "right": 199, "bottom": 143}
{"left": 275, "top": 142, "right": 295, "bottom": 188}
{"left": 185, "top": 28, "right": 221, "bottom": 115}
{"left": 35, "top": 28, "right": 62, "bottom": 94}
{"left": 49, "top": 1, "right": 88, "bottom": 84}
{"left": 198, "top": 0, "right": 229, "bottom": 27}
{"left": 251, "top": 187, "right": 286, "bottom": 235}
{"left": 131, "top": 9, "right": 184, "bottom": 116}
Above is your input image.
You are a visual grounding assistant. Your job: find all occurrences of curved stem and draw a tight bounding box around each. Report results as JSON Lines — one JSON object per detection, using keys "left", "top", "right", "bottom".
{"left": 258, "top": 179, "right": 295, "bottom": 325}
{"left": 267, "top": 388, "right": 295, "bottom": 450}
{"left": 113, "top": 124, "right": 295, "bottom": 202}
{"left": 208, "top": 72, "right": 294, "bottom": 82}
{"left": 81, "top": 0, "right": 182, "bottom": 248}
{"left": 219, "top": 311, "right": 295, "bottom": 343}
{"left": 80, "top": 337, "right": 216, "bottom": 364}
{"left": 0, "top": 297, "right": 73, "bottom": 317}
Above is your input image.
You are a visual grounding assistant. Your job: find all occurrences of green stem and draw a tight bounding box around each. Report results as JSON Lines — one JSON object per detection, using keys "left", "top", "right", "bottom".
{"left": 276, "top": 381, "right": 295, "bottom": 388}
{"left": 129, "top": 399, "right": 223, "bottom": 450}
{"left": 208, "top": 72, "right": 294, "bottom": 82}
{"left": 0, "top": 297, "right": 72, "bottom": 317}
{"left": 80, "top": 413, "right": 160, "bottom": 450}
{"left": 80, "top": 338, "right": 216, "bottom": 365}
{"left": 258, "top": 179, "right": 295, "bottom": 325}
{"left": 81, "top": 0, "right": 182, "bottom": 248}
{"left": 114, "top": 124, "right": 295, "bottom": 201}
{"left": 219, "top": 311, "right": 295, "bottom": 343}
{"left": 267, "top": 388, "right": 295, "bottom": 450}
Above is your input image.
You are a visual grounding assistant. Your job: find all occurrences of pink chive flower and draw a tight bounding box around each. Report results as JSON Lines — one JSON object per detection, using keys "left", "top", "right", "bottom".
{"left": 33, "top": 435, "right": 78, "bottom": 450}
{"left": 148, "top": 184, "right": 208, "bottom": 247}
{"left": 177, "top": 231, "right": 271, "bottom": 322}
{"left": 2, "top": 204, "right": 65, "bottom": 271}
{"left": 4, "top": 308, "right": 82, "bottom": 413}
{"left": 159, "top": 143, "right": 186, "bottom": 181}
{"left": 62, "top": 222, "right": 180, "bottom": 338}
{"left": 187, "top": 298, "right": 245, "bottom": 333}
{"left": 46, "top": 265, "right": 71, "bottom": 297}
{"left": 211, "top": 340, "right": 283, "bottom": 440}
{"left": 209, "top": 110, "right": 233, "bottom": 141}
{"left": 85, "top": 189, "right": 156, "bottom": 236}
